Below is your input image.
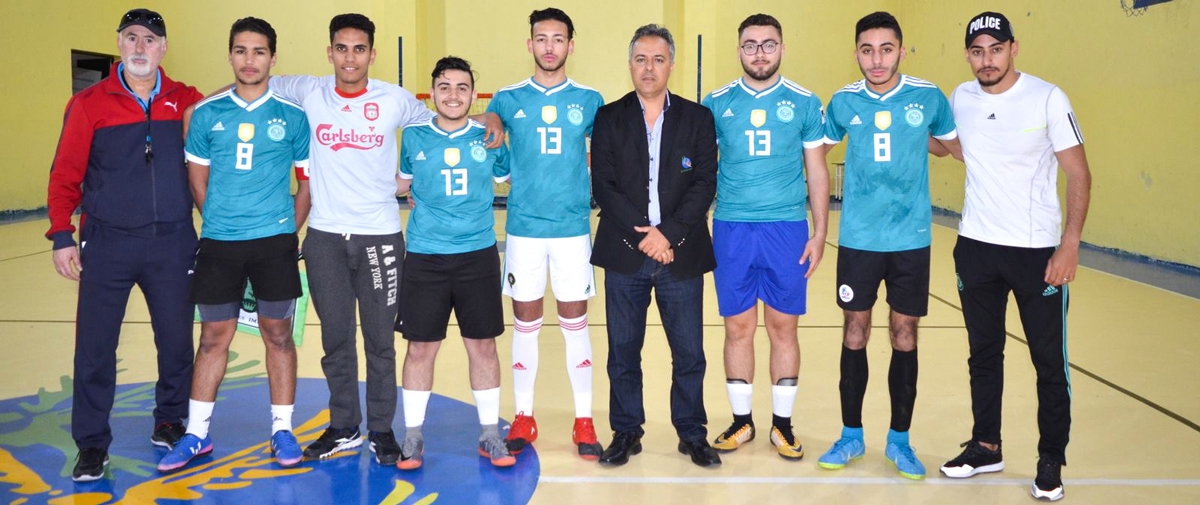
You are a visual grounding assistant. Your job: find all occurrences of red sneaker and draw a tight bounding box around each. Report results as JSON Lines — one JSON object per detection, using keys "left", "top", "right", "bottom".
{"left": 572, "top": 417, "right": 603, "bottom": 460}
{"left": 505, "top": 412, "right": 538, "bottom": 454}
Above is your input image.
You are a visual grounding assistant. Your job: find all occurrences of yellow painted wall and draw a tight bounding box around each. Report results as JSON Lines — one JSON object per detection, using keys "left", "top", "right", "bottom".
{"left": 6, "top": 1, "right": 1198, "bottom": 266}
{"left": 901, "top": 0, "right": 1200, "bottom": 266}
{"left": 0, "top": 2, "right": 117, "bottom": 212}
{"left": 431, "top": 0, "right": 665, "bottom": 102}
{"left": 1, "top": 0, "right": 425, "bottom": 210}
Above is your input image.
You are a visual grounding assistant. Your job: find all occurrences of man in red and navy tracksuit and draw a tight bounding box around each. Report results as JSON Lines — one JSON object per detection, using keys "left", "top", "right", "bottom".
{"left": 46, "top": 8, "right": 203, "bottom": 482}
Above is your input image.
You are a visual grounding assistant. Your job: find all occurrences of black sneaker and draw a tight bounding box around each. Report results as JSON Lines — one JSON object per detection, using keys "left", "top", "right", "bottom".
{"left": 303, "top": 427, "right": 363, "bottom": 459}
{"left": 369, "top": 430, "right": 401, "bottom": 466}
{"left": 939, "top": 440, "right": 1005, "bottom": 478}
{"left": 150, "top": 421, "right": 186, "bottom": 449}
{"left": 1031, "top": 456, "right": 1064, "bottom": 501}
{"left": 72, "top": 448, "right": 109, "bottom": 482}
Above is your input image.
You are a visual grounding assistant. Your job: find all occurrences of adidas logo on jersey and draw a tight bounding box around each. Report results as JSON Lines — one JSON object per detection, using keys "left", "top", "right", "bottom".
{"left": 576, "top": 359, "right": 592, "bottom": 369}
{"left": 514, "top": 109, "right": 526, "bottom": 119}
{"left": 849, "top": 115, "right": 862, "bottom": 125}
{"left": 513, "top": 362, "right": 528, "bottom": 371}
{"left": 211, "top": 122, "right": 225, "bottom": 131}
{"left": 1043, "top": 285, "right": 1059, "bottom": 297}
{"left": 415, "top": 151, "right": 426, "bottom": 161}
{"left": 722, "top": 108, "right": 734, "bottom": 118}
{"left": 987, "top": 113, "right": 997, "bottom": 120}
{"left": 341, "top": 105, "right": 352, "bottom": 113}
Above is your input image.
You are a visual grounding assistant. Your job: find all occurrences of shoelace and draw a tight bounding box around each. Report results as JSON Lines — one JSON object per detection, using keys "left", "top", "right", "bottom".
{"left": 829, "top": 437, "right": 859, "bottom": 456}
{"left": 720, "top": 422, "right": 752, "bottom": 439}
{"left": 574, "top": 420, "right": 598, "bottom": 442}
{"left": 78, "top": 448, "right": 106, "bottom": 461}
{"left": 401, "top": 438, "right": 423, "bottom": 458}
{"left": 374, "top": 432, "right": 397, "bottom": 446}
{"left": 952, "top": 440, "right": 990, "bottom": 463}
{"left": 1036, "top": 458, "right": 1061, "bottom": 481}
{"left": 774, "top": 427, "right": 797, "bottom": 446}
{"left": 891, "top": 443, "right": 919, "bottom": 464}
{"left": 481, "top": 436, "right": 509, "bottom": 458}
{"left": 511, "top": 415, "right": 535, "bottom": 433}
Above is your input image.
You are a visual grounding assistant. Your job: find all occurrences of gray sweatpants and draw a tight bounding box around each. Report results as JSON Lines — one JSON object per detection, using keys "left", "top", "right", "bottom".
{"left": 304, "top": 227, "right": 404, "bottom": 433}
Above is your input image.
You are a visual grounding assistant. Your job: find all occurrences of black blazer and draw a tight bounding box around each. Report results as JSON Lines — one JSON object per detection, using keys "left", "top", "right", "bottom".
{"left": 590, "top": 91, "right": 717, "bottom": 280}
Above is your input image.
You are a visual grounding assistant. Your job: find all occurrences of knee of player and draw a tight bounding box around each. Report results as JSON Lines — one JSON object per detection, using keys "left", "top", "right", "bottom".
{"left": 261, "top": 329, "right": 297, "bottom": 352}
{"left": 197, "top": 332, "right": 234, "bottom": 354}
{"left": 888, "top": 333, "right": 917, "bottom": 352}
{"left": 406, "top": 341, "right": 442, "bottom": 362}
{"left": 463, "top": 338, "right": 499, "bottom": 358}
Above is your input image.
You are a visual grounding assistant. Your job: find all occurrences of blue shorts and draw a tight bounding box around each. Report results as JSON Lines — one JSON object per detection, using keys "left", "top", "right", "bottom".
{"left": 712, "top": 220, "right": 810, "bottom": 317}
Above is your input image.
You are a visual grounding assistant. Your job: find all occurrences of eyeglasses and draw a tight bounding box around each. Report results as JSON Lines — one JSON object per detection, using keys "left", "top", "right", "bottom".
{"left": 121, "top": 11, "right": 165, "bottom": 31}
{"left": 740, "top": 41, "right": 779, "bottom": 55}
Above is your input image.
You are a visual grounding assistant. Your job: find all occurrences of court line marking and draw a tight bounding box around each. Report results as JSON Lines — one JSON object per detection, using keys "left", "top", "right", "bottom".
{"left": 11, "top": 228, "right": 1197, "bottom": 433}
{"left": 931, "top": 220, "right": 1200, "bottom": 301}
{"left": 0, "top": 250, "right": 53, "bottom": 263}
{"left": 539, "top": 475, "right": 1200, "bottom": 486}
{"left": 927, "top": 292, "right": 1200, "bottom": 434}
{"left": 822, "top": 236, "right": 1200, "bottom": 435}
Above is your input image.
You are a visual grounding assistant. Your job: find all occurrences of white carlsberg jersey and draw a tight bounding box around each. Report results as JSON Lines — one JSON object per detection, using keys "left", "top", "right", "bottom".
{"left": 270, "top": 75, "right": 435, "bottom": 234}
{"left": 951, "top": 72, "right": 1084, "bottom": 248}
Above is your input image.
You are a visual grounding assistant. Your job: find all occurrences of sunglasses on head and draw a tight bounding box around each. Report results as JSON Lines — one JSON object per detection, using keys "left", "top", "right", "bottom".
{"left": 122, "top": 11, "right": 165, "bottom": 30}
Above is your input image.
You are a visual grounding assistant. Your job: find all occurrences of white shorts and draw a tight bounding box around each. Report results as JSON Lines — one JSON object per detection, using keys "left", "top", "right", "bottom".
{"left": 502, "top": 234, "right": 596, "bottom": 302}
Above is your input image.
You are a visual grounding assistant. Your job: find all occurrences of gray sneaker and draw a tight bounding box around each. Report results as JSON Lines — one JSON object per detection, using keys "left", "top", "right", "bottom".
{"left": 397, "top": 437, "right": 424, "bottom": 471}
{"left": 478, "top": 435, "right": 516, "bottom": 467}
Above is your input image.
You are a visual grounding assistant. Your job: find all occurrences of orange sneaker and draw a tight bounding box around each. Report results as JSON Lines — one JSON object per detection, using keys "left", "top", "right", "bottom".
{"left": 572, "top": 417, "right": 603, "bottom": 460}
{"left": 505, "top": 413, "right": 538, "bottom": 454}
{"left": 480, "top": 435, "right": 516, "bottom": 467}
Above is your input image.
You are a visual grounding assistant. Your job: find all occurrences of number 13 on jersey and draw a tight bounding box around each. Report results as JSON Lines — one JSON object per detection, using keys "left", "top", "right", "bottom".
{"left": 537, "top": 127, "right": 561, "bottom": 154}
{"left": 441, "top": 168, "right": 467, "bottom": 196}
{"left": 745, "top": 130, "right": 771, "bottom": 156}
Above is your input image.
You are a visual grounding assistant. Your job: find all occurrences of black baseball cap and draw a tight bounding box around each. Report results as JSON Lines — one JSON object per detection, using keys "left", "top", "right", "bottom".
{"left": 965, "top": 11, "right": 1013, "bottom": 47}
{"left": 117, "top": 8, "right": 167, "bottom": 37}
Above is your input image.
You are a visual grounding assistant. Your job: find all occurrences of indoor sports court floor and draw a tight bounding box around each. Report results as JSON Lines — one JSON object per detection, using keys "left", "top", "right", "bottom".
{"left": 1, "top": 208, "right": 1198, "bottom": 505}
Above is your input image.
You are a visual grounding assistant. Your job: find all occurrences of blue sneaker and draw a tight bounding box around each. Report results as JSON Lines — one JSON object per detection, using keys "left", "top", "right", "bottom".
{"left": 157, "top": 433, "right": 213, "bottom": 473}
{"left": 817, "top": 427, "right": 866, "bottom": 470}
{"left": 884, "top": 429, "right": 926, "bottom": 480}
{"left": 271, "top": 430, "right": 303, "bottom": 467}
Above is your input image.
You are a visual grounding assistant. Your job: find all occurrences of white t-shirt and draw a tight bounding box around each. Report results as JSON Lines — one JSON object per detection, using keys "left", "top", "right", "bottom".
{"left": 951, "top": 72, "right": 1084, "bottom": 248}
{"left": 271, "top": 75, "right": 434, "bottom": 234}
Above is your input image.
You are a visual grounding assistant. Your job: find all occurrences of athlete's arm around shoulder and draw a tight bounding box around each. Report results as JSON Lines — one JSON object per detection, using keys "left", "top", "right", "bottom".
{"left": 928, "top": 85, "right": 961, "bottom": 159}
{"left": 269, "top": 74, "right": 323, "bottom": 103}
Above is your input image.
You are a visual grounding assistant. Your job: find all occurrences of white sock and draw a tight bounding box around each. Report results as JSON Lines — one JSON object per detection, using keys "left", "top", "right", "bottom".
{"left": 511, "top": 317, "right": 542, "bottom": 415}
{"left": 402, "top": 389, "right": 431, "bottom": 429}
{"left": 271, "top": 404, "right": 294, "bottom": 435}
{"left": 726, "top": 382, "right": 753, "bottom": 416}
{"left": 560, "top": 314, "right": 594, "bottom": 418}
{"left": 185, "top": 399, "right": 215, "bottom": 439}
{"left": 772, "top": 384, "right": 798, "bottom": 418}
{"left": 473, "top": 387, "right": 501, "bottom": 426}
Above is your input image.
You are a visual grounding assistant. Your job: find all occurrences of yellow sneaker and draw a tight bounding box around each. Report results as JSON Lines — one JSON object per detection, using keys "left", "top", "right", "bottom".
{"left": 770, "top": 426, "right": 804, "bottom": 460}
{"left": 712, "top": 420, "right": 755, "bottom": 451}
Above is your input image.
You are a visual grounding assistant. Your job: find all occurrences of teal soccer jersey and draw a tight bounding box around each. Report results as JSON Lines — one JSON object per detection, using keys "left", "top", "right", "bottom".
{"left": 824, "top": 75, "right": 957, "bottom": 251}
{"left": 185, "top": 89, "right": 310, "bottom": 241}
{"left": 486, "top": 78, "right": 603, "bottom": 238}
{"left": 702, "top": 77, "right": 826, "bottom": 222}
{"left": 400, "top": 119, "right": 511, "bottom": 254}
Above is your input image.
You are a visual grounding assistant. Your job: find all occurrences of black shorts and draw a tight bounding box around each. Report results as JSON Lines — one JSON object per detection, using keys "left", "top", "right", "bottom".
{"left": 190, "top": 233, "right": 302, "bottom": 305}
{"left": 835, "top": 246, "right": 930, "bottom": 317}
{"left": 396, "top": 244, "right": 504, "bottom": 342}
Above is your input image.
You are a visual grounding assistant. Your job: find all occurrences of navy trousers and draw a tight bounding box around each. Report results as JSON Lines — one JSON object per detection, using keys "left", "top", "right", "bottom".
{"left": 604, "top": 257, "right": 709, "bottom": 443}
{"left": 73, "top": 219, "right": 196, "bottom": 449}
